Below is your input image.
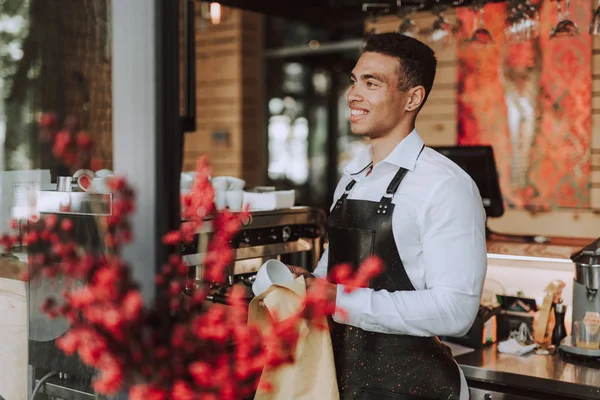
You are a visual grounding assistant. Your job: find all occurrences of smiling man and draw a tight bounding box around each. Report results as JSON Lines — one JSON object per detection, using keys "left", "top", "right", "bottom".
{"left": 290, "top": 33, "right": 487, "bottom": 399}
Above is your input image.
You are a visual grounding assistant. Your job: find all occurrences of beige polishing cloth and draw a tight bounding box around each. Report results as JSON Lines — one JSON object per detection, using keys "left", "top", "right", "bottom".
{"left": 248, "top": 276, "right": 339, "bottom": 400}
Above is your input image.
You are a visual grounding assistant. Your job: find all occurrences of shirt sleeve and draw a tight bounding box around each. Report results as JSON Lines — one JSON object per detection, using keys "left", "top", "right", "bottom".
{"left": 312, "top": 247, "right": 329, "bottom": 278}
{"left": 333, "top": 176, "right": 488, "bottom": 337}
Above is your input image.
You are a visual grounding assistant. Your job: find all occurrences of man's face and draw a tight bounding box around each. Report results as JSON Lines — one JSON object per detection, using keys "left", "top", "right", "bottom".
{"left": 348, "top": 52, "right": 411, "bottom": 138}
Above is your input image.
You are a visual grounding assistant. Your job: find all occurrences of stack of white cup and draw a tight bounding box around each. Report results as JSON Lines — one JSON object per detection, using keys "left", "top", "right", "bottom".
{"left": 73, "top": 169, "right": 115, "bottom": 193}
{"left": 211, "top": 176, "right": 245, "bottom": 211}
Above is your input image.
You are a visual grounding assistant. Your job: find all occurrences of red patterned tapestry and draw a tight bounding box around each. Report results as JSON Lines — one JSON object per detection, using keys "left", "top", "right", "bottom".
{"left": 456, "top": 1, "right": 591, "bottom": 210}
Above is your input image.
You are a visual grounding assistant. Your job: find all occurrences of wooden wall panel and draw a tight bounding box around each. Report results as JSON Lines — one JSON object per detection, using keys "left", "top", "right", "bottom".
{"left": 240, "top": 12, "right": 266, "bottom": 186}
{"left": 183, "top": 8, "right": 265, "bottom": 186}
{"left": 368, "top": 12, "right": 461, "bottom": 147}
{"left": 370, "top": 11, "right": 600, "bottom": 238}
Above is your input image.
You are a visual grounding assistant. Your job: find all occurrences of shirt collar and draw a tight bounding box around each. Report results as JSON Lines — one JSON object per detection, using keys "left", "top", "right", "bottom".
{"left": 344, "top": 129, "right": 425, "bottom": 176}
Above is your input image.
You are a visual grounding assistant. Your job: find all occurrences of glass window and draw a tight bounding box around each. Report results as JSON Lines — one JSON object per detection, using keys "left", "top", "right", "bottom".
{"left": 0, "top": 1, "right": 115, "bottom": 398}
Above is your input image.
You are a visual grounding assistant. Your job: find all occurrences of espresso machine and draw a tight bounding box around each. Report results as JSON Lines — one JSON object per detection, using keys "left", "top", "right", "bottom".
{"left": 559, "top": 238, "right": 600, "bottom": 357}
{"left": 182, "top": 206, "right": 326, "bottom": 304}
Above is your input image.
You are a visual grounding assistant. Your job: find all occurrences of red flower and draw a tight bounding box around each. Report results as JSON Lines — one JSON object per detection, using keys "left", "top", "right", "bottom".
{"left": 52, "top": 130, "right": 71, "bottom": 156}
{"left": 44, "top": 214, "right": 58, "bottom": 229}
{"left": 121, "top": 291, "right": 143, "bottom": 320}
{"left": 25, "top": 231, "right": 39, "bottom": 246}
{"left": 69, "top": 288, "right": 96, "bottom": 308}
{"left": 40, "top": 112, "right": 57, "bottom": 129}
{"left": 328, "top": 256, "right": 384, "bottom": 293}
{"left": 171, "top": 381, "right": 195, "bottom": 400}
{"left": 129, "top": 385, "right": 168, "bottom": 400}
{"left": 329, "top": 263, "right": 353, "bottom": 284}
{"left": 189, "top": 362, "right": 213, "bottom": 388}
{"left": 61, "top": 219, "right": 74, "bottom": 231}
{"left": 76, "top": 131, "right": 93, "bottom": 150}
{"left": 92, "top": 358, "right": 123, "bottom": 395}
{"left": 56, "top": 330, "right": 79, "bottom": 355}
{"left": 162, "top": 231, "right": 182, "bottom": 245}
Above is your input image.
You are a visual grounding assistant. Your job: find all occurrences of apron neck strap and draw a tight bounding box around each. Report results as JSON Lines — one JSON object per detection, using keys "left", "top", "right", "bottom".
{"left": 385, "top": 168, "right": 409, "bottom": 196}
{"left": 345, "top": 180, "right": 357, "bottom": 192}
{"left": 385, "top": 144, "right": 425, "bottom": 195}
{"left": 337, "top": 145, "right": 425, "bottom": 211}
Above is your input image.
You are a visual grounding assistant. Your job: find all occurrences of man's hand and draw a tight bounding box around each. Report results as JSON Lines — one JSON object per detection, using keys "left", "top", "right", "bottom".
{"left": 305, "top": 276, "right": 337, "bottom": 305}
{"left": 258, "top": 265, "right": 314, "bottom": 309}
{"left": 287, "top": 265, "right": 315, "bottom": 279}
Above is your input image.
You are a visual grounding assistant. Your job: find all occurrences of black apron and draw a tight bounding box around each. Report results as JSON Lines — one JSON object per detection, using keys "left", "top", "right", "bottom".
{"left": 326, "top": 157, "right": 462, "bottom": 400}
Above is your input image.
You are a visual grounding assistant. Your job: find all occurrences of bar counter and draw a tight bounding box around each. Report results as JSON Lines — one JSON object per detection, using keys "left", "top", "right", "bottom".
{"left": 485, "top": 234, "right": 591, "bottom": 260}
{"left": 32, "top": 343, "right": 600, "bottom": 400}
{"left": 457, "top": 344, "right": 600, "bottom": 399}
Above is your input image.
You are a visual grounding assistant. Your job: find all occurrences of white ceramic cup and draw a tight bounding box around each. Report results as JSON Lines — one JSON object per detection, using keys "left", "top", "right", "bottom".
{"left": 73, "top": 169, "right": 95, "bottom": 191}
{"left": 252, "top": 259, "right": 294, "bottom": 296}
{"left": 90, "top": 177, "right": 110, "bottom": 193}
{"left": 211, "top": 177, "right": 229, "bottom": 191}
{"left": 226, "top": 190, "right": 243, "bottom": 211}
{"left": 95, "top": 169, "right": 114, "bottom": 178}
{"left": 76, "top": 174, "right": 93, "bottom": 191}
{"left": 180, "top": 173, "right": 193, "bottom": 192}
{"left": 227, "top": 177, "right": 246, "bottom": 191}
{"left": 211, "top": 176, "right": 245, "bottom": 191}
{"left": 214, "top": 190, "right": 227, "bottom": 210}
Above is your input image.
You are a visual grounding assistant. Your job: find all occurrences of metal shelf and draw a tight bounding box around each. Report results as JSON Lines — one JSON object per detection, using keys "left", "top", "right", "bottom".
{"left": 183, "top": 206, "right": 326, "bottom": 234}
{"left": 36, "top": 191, "right": 112, "bottom": 216}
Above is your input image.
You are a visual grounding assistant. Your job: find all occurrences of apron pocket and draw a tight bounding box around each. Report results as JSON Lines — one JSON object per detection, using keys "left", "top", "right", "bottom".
{"left": 327, "top": 226, "right": 375, "bottom": 269}
{"left": 360, "top": 388, "right": 431, "bottom": 400}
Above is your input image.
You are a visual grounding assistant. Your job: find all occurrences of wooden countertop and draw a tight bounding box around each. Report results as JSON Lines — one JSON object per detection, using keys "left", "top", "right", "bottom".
{"left": 0, "top": 254, "right": 27, "bottom": 281}
{"left": 486, "top": 235, "right": 593, "bottom": 261}
{"left": 457, "top": 344, "right": 600, "bottom": 399}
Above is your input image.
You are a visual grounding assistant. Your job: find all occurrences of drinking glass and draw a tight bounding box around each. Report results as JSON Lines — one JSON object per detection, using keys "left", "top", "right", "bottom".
{"left": 574, "top": 321, "right": 600, "bottom": 350}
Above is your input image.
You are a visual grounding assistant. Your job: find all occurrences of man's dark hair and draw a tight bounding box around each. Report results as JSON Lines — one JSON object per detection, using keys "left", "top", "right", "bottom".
{"left": 364, "top": 32, "right": 437, "bottom": 107}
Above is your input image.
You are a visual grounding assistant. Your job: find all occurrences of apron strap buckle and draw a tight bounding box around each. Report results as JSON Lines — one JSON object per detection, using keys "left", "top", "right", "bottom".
{"left": 376, "top": 194, "right": 393, "bottom": 214}
{"left": 335, "top": 180, "right": 357, "bottom": 209}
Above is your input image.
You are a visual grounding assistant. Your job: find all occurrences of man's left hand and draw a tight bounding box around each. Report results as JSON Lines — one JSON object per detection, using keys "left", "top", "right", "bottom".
{"left": 305, "top": 276, "right": 337, "bottom": 305}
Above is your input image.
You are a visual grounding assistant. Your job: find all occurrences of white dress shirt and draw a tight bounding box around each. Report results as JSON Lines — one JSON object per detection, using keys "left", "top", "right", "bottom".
{"left": 313, "top": 130, "right": 486, "bottom": 399}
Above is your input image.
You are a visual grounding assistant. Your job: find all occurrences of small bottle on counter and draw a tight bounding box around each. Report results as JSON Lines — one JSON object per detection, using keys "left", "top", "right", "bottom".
{"left": 551, "top": 298, "right": 567, "bottom": 346}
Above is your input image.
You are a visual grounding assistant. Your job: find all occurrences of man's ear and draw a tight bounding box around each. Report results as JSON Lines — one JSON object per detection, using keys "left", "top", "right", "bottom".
{"left": 405, "top": 86, "right": 426, "bottom": 112}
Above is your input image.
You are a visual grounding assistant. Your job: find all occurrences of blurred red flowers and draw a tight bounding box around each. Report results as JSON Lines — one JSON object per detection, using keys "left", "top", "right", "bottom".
{"left": 0, "top": 113, "right": 383, "bottom": 398}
